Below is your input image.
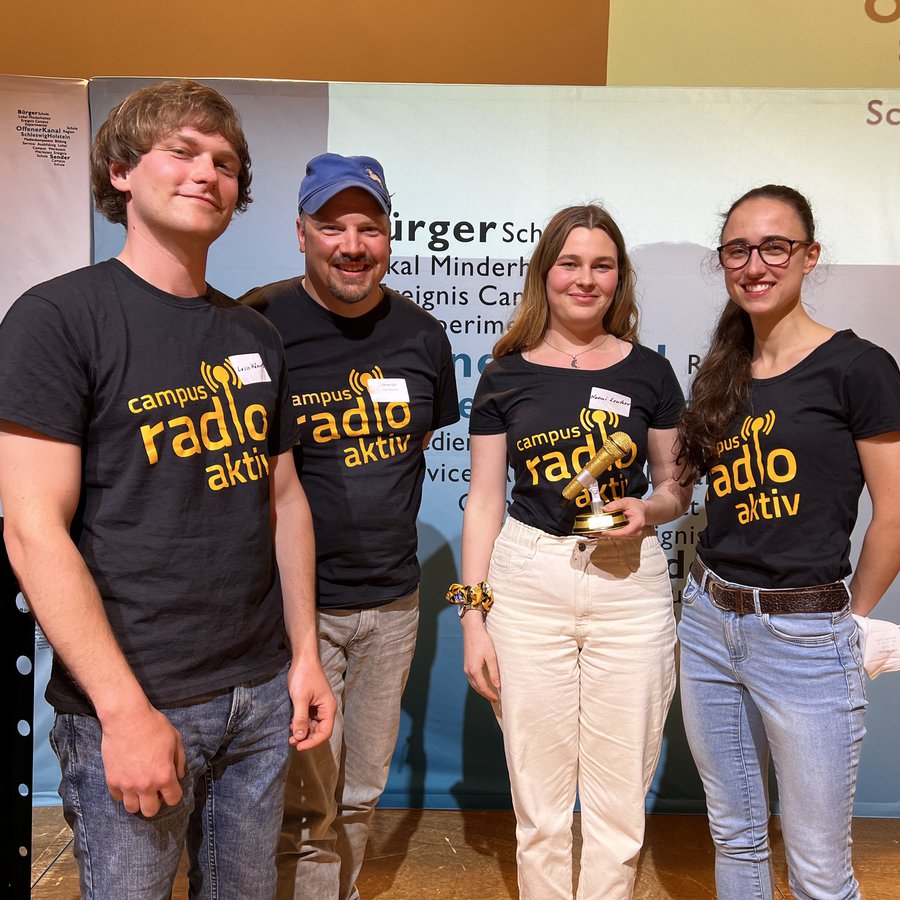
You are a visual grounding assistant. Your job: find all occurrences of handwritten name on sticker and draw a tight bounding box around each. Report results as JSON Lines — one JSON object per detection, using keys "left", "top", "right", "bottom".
{"left": 367, "top": 378, "right": 410, "bottom": 403}
{"left": 228, "top": 353, "right": 271, "bottom": 385}
{"left": 589, "top": 387, "right": 631, "bottom": 417}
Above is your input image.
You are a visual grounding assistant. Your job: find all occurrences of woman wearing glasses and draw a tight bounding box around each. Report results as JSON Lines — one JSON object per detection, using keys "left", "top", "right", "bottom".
{"left": 678, "top": 184, "right": 900, "bottom": 900}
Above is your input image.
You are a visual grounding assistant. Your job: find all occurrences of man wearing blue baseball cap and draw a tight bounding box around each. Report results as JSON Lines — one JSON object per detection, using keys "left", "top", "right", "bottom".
{"left": 244, "top": 153, "right": 459, "bottom": 900}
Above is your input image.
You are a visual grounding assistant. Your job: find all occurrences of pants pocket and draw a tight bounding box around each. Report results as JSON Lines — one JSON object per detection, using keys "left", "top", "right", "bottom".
{"left": 681, "top": 573, "right": 700, "bottom": 606}
{"left": 761, "top": 611, "right": 843, "bottom": 646}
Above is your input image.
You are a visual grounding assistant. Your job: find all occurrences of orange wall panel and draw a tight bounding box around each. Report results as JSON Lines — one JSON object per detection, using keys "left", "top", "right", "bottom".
{"left": 1, "top": 0, "right": 609, "bottom": 86}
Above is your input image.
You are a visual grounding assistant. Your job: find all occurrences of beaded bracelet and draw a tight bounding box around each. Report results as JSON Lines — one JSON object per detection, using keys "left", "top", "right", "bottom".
{"left": 445, "top": 581, "right": 494, "bottom": 615}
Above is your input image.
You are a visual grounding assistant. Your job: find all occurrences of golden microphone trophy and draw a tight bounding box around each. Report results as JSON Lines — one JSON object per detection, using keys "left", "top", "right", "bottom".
{"left": 561, "top": 432, "right": 633, "bottom": 535}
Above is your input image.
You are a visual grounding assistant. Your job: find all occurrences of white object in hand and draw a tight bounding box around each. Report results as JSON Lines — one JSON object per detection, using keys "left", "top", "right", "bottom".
{"left": 853, "top": 615, "right": 900, "bottom": 679}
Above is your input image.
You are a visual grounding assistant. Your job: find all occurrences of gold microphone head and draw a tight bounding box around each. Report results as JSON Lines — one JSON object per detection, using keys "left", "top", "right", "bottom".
{"left": 584, "top": 432, "right": 631, "bottom": 477}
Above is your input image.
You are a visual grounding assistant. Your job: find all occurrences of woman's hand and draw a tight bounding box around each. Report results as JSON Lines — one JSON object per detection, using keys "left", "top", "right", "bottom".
{"left": 599, "top": 427, "right": 693, "bottom": 538}
{"left": 461, "top": 616, "right": 501, "bottom": 702}
{"left": 600, "top": 496, "right": 647, "bottom": 537}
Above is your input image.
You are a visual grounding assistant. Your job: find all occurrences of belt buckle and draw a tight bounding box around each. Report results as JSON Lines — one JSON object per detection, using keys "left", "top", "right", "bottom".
{"left": 708, "top": 582, "right": 730, "bottom": 613}
{"left": 709, "top": 582, "right": 751, "bottom": 615}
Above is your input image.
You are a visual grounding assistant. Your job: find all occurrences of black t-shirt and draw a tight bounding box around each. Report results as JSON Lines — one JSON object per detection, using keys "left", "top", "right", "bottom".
{"left": 698, "top": 330, "right": 900, "bottom": 588}
{"left": 0, "top": 259, "right": 299, "bottom": 714}
{"left": 243, "top": 279, "right": 460, "bottom": 609}
{"left": 470, "top": 345, "right": 684, "bottom": 536}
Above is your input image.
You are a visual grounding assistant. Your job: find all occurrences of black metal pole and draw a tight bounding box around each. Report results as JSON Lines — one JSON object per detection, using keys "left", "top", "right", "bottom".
{"left": 5, "top": 517, "right": 33, "bottom": 898}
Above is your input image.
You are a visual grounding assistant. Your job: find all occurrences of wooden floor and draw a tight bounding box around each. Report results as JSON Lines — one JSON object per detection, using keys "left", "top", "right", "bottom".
{"left": 31, "top": 807, "right": 899, "bottom": 898}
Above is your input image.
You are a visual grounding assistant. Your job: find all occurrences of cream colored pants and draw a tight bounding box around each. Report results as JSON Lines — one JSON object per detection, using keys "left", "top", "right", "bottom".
{"left": 487, "top": 517, "right": 677, "bottom": 900}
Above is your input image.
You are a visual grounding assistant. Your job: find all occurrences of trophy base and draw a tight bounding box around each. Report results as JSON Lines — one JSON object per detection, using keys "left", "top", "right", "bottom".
{"left": 571, "top": 509, "right": 628, "bottom": 535}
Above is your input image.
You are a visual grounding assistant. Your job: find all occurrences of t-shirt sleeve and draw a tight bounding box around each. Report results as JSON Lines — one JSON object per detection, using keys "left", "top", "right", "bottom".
{"left": 469, "top": 364, "right": 507, "bottom": 435}
{"left": 269, "top": 345, "right": 302, "bottom": 456}
{"left": 844, "top": 346, "right": 900, "bottom": 439}
{"left": 431, "top": 331, "right": 461, "bottom": 430}
{"left": 0, "top": 292, "right": 91, "bottom": 444}
{"left": 651, "top": 357, "right": 685, "bottom": 430}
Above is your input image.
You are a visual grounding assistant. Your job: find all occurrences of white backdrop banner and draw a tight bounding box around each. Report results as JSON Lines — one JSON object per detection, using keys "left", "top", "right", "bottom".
{"left": 0, "top": 75, "right": 90, "bottom": 317}
{"left": 0, "top": 74, "right": 90, "bottom": 805}
{"left": 19, "top": 78, "right": 900, "bottom": 815}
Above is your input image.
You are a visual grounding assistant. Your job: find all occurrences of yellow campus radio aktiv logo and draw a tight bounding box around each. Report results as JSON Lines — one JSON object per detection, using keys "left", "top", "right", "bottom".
{"left": 349, "top": 366, "right": 384, "bottom": 395}
{"left": 708, "top": 408, "right": 800, "bottom": 522}
{"left": 292, "top": 365, "right": 412, "bottom": 468}
{"left": 137, "top": 358, "right": 269, "bottom": 487}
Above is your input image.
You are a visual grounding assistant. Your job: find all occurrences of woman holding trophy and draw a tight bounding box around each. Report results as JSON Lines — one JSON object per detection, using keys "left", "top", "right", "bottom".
{"left": 454, "top": 204, "right": 691, "bottom": 899}
{"left": 677, "top": 185, "right": 900, "bottom": 900}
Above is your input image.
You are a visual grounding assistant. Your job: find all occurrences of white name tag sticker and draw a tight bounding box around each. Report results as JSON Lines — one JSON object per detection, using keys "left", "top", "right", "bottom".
{"left": 367, "top": 378, "right": 410, "bottom": 402}
{"left": 589, "top": 387, "right": 631, "bottom": 417}
{"left": 229, "top": 353, "right": 271, "bottom": 384}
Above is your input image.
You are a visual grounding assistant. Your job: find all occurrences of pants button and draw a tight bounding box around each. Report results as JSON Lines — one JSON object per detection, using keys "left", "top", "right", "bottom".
{"left": 577, "top": 542, "right": 586, "bottom": 552}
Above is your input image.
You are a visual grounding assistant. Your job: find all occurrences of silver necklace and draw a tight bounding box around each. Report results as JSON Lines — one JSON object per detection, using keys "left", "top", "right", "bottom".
{"left": 543, "top": 333, "right": 612, "bottom": 368}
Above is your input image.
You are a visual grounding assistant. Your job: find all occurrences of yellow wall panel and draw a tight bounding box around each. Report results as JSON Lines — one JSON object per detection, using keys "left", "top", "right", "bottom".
{"left": 608, "top": 0, "right": 900, "bottom": 87}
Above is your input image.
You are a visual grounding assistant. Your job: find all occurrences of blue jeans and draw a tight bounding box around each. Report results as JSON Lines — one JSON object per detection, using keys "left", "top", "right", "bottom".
{"left": 277, "top": 590, "right": 419, "bottom": 900}
{"left": 51, "top": 665, "right": 291, "bottom": 900}
{"left": 678, "top": 569, "right": 867, "bottom": 900}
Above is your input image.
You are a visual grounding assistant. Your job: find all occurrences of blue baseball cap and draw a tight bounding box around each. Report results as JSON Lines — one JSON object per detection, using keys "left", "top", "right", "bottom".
{"left": 298, "top": 153, "right": 391, "bottom": 215}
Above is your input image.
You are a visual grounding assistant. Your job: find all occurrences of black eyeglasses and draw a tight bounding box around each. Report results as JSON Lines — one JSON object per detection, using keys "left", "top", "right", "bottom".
{"left": 717, "top": 238, "right": 813, "bottom": 270}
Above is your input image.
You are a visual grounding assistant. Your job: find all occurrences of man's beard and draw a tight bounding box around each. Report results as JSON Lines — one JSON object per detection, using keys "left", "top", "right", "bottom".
{"left": 327, "top": 256, "right": 378, "bottom": 304}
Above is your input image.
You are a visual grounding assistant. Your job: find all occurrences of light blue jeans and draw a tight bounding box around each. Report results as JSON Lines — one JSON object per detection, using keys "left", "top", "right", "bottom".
{"left": 277, "top": 589, "right": 419, "bottom": 900}
{"left": 51, "top": 665, "right": 291, "bottom": 900}
{"left": 678, "top": 569, "right": 867, "bottom": 900}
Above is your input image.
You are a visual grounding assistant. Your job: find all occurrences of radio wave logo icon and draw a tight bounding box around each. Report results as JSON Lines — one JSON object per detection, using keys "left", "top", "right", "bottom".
{"left": 201, "top": 359, "right": 246, "bottom": 443}
{"left": 349, "top": 366, "right": 384, "bottom": 395}
{"left": 579, "top": 408, "right": 619, "bottom": 432}
{"left": 740, "top": 410, "right": 776, "bottom": 485}
{"left": 740, "top": 410, "right": 775, "bottom": 441}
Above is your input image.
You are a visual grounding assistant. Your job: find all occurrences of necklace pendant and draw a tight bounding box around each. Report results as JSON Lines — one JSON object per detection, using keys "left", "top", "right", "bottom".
{"left": 571, "top": 358, "right": 578, "bottom": 368}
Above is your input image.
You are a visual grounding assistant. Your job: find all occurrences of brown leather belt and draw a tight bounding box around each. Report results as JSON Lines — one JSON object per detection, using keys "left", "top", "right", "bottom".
{"left": 689, "top": 559, "right": 848, "bottom": 616}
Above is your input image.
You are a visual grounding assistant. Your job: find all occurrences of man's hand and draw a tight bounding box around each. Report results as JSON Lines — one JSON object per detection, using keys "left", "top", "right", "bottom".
{"left": 269, "top": 452, "right": 335, "bottom": 750}
{"left": 1, "top": 422, "right": 185, "bottom": 818}
{"left": 100, "top": 704, "right": 186, "bottom": 817}
{"left": 287, "top": 659, "right": 336, "bottom": 751}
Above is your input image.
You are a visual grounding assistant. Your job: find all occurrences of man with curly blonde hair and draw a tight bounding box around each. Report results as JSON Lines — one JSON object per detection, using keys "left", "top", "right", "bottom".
{"left": 0, "top": 80, "right": 334, "bottom": 897}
